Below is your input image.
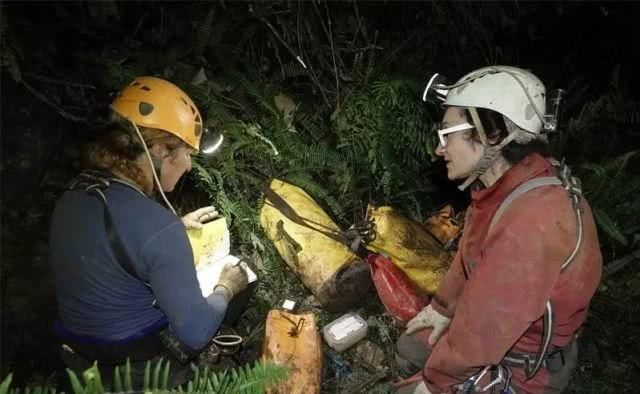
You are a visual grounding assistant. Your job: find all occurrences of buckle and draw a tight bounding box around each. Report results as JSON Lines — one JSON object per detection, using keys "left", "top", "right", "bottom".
{"left": 68, "top": 170, "right": 112, "bottom": 191}
{"left": 545, "top": 348, "right": 566, "bottom": 372}
{"left": 517, "top": 353, "right": 547, "bottom": 379}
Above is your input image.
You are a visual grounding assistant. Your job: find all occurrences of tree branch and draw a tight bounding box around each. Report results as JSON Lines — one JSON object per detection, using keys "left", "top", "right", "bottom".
{"left": 249, "top": 5, "right": 307, "bottom": 69}
{"left": 23, "top": 72, "right": 96, "bottom": 89}
{"left": 22, "top": 81, "right": 87, "bottom": 123}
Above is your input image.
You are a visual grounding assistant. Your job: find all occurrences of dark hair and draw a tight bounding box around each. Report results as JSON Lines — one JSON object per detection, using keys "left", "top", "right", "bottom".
{"left": 464, "top": 108, "right": 550, "bottom": 165}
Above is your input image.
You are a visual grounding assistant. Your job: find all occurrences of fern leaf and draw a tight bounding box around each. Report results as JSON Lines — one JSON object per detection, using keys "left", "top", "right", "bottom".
{"left": 0, "top": 374, "right": 12, "bottom": 394}
{"left": 271, "top": 61, "right": 308, "bottom": 83}
{"left": 593, "top": 208, "right": 628, "bottom": 245}
{"left": 112, "top": 366, "right": 122, "bottom": 393}
{"left": 152, "top": 358, "right": 163, "bottom": 390}
{"left": 162, "top": 359, "right": 171, "bottom": 390}
{"left": 124, "top": 359, "right": 132, "bottom": 392}
{"left": 65, "top": 370, "right": 84, "bottom": 394}
{"left": 143, "top": 360, "right": 151, "bottom": 392}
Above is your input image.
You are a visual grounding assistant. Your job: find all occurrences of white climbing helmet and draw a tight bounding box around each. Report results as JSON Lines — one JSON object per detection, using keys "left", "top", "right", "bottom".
{"left": 444, "top": 66, "right": 547, "bottom": 134}
{"left": 424, "top": 66, "right": 560, "bottom": 134}
{"left": 422, "top": 66, "right": 563, "bottom": 190}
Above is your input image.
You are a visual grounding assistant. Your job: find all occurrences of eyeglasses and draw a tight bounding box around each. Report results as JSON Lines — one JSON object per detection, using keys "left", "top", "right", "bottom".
{"left": 437, "top": 122, "right": 475, "bottom": 147}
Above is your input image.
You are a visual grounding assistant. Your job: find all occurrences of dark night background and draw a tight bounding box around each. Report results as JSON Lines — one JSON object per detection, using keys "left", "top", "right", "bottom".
{"left": 1, "top": 1, "right": 640, "bottom": 392}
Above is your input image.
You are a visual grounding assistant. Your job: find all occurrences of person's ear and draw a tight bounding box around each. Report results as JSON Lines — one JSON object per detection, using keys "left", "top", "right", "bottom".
{"left": 148, "top": 143, "right": 169, "bottom": 159}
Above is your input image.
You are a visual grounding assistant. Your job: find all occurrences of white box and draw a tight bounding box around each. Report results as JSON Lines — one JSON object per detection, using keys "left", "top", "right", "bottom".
{"left": 322, "top": 313, "right": 368, "bottom": 352}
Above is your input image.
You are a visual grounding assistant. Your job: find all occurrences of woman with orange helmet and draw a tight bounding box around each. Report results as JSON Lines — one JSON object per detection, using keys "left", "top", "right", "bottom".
{"left": 49, "top": 77, "right": 244, "bottom": 387}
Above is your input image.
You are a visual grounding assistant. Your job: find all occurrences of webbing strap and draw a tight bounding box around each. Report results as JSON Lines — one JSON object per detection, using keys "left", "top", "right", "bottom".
{"left": 488, "top": 177, "right": 562, "bottom": 234}
{"left": 70, "top": 171, "right": 150, "bottom": 287}
{"left": 483, "top": 169, "right": 582, "bottom": 380}
{"left": 88, "top": 186, "right": 147, "bottom": 286}
{"left": 261, "top": 184, "right": 352, "bottom": 245}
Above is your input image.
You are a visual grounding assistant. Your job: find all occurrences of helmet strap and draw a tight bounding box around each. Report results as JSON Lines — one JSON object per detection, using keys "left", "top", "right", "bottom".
{"left": 127, "top": 119, "right": 177, "bottom": 215}
{"left": 151, "top": 156, "right": 164, "bottom": 180}
{"left": 467, "top": 108, "right": 487, "bottom": 145}
{"left": 458, "top": 132, "right": 519, "bottom": 190}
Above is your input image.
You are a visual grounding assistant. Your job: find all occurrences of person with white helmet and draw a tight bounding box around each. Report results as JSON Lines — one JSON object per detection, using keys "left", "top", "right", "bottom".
{"left": 49, "top": 77, "right": 246, "bottom": 386}
{"left": 394, "top": 66, "right": 602, "bottom": 393}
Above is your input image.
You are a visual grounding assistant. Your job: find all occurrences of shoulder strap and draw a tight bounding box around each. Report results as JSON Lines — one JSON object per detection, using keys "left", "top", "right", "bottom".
{"left": 487, "top": 177, "right": 562, "bottom": 235}
{"left": 485, "top": 161, "right": 584, "bottom": 380}
{"left": 70, "top": 171, "right": 149, "bottom": 286}
{"left": 86, "top": 186, "right": 148, "bottom": 285}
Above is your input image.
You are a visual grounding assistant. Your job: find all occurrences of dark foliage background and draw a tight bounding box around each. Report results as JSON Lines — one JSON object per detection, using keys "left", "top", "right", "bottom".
{"left": 2, "top": 1, "right": 640, "bottom": 392}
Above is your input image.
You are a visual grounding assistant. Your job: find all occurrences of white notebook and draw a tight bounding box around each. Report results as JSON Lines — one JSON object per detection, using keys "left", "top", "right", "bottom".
{"left": 196, "top": 254, "right": 257, "bottom": 297}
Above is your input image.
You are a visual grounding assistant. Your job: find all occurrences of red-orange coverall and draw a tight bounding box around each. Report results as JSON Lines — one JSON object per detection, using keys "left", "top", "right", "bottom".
{"left": 423, "top": 153, "right": 603, "bottom": 393}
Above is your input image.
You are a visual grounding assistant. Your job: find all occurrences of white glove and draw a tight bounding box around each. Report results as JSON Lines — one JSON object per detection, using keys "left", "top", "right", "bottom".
{"left": 182, "top": 206, "right": 219, "bottom": 229}
{"left": 405, "top": 304, "right": 451, "bottom": 345}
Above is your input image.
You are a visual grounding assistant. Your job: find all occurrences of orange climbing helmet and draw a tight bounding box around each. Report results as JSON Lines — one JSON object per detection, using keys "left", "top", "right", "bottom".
{"left": 111, "top": 76, "right": 203, "bottom": 151}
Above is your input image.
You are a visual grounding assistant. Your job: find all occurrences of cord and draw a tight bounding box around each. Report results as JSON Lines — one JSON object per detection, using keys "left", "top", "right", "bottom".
{"left": 128, "top": 119, "right": 178, "bottom": 215}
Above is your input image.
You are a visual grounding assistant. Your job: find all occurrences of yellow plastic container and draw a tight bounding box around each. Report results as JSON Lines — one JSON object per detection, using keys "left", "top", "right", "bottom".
{"left": 366, "top": 205, "right": 452, "bottom": 294}
{"left": 260, "top": 179, "right": 371, "bottom": 311}
{"left": 262, "top": 310, "right": 322, "bottom": 394}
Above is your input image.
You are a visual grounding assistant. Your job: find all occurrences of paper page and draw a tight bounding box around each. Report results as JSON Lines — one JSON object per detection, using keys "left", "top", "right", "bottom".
{"left": 196, "top": 254, "right": 258, "bottom": 297}
{"left": 186, "top": 218, "right": 230, "bottom": 266}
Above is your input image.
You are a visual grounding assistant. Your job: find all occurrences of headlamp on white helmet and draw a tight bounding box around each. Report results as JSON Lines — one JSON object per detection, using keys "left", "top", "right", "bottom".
{"left": 422, "top": 66, "right": 565, "bottom": 190}
{"left": 422, "top": 66, "right": 564, "bottom": 135}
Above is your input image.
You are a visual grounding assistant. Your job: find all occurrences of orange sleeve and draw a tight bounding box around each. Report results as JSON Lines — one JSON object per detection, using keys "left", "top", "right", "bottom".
{"left": 430, "top": 249, "right": 466, "bottom": 318}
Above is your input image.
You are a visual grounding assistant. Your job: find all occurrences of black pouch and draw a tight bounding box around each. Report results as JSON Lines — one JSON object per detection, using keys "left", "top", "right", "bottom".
{"left": 545, "top": 347, "right": 567, "bottom": 373}
{"left": 158, "top": 329, "right": 200, "bottom": 364}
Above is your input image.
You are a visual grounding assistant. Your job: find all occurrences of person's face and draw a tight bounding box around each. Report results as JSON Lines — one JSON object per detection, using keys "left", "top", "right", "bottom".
{"left": 160, "top": 144, "right": 193, "bottom": 192}
{"left": 435, "top": 107, "right": 484, "bottom": 181}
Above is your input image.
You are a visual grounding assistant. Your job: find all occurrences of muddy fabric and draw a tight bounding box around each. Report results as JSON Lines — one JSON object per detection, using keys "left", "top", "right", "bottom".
{"left": 396, "top": 330, "right": 433, "bottom": 376}
{"left": 418, "top": 154, "right": 602, "bottom": 393}
{"left": 542, "top": 338, "right": 578, "bottom": 394}
{"left": 396, "top": 330, "right": 578, "bottom": 394}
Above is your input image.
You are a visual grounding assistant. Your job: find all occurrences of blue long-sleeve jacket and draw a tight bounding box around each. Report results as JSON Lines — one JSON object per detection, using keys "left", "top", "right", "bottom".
{"left": 49, "top": 180, "right": 227, "bottom": 350}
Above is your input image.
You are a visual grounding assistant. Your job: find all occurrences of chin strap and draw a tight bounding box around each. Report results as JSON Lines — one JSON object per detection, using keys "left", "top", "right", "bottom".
{"left": 457, "top": 133, "right": 519, "bottom": 191}
{"left": 151, "top": 156, "right": 163, "bottom": 180}
{"left": 457, "top": 107, "right": 542, "bottom": 191}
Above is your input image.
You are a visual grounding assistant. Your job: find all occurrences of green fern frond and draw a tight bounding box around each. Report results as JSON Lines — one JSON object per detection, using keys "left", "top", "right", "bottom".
{"left": 1, "top": 374, "right": 13, "bottom": 394}
{"left": 593, "top": 208, "right": 628, "bottom": 246}
{"left": 285, "top": 172, "right": 346, "bottom": 221}
{"left": 271, "top": 61, "right": 308, "bottom": 83}
{"left": 66, "top": 369, "right": 84, "bottom": 394}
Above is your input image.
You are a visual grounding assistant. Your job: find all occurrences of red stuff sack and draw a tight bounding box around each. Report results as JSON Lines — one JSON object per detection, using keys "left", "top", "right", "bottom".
{"left": 367, "top": 253, "right": 429, "bottom": 325}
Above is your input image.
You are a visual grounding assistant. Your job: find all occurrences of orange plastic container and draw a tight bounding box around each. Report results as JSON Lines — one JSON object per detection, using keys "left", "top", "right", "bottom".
{"left": 261, "top": 310, "right": 322, "bottom": 394}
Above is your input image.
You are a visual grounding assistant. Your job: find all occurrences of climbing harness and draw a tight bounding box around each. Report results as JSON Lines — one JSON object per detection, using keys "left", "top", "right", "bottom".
{"left": 461, "top": 159, "right": 584, "bottom": 391}
{"left": 461, "top": 364, "right": 514, "bottom": 393}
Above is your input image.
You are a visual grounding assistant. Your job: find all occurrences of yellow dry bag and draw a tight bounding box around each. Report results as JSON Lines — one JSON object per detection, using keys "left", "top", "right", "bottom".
{"left": 366, "top": 205, "right": 452, "bottom": 294}
{"left": 259, "top": 179, "right": 371, "bottom": 311}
